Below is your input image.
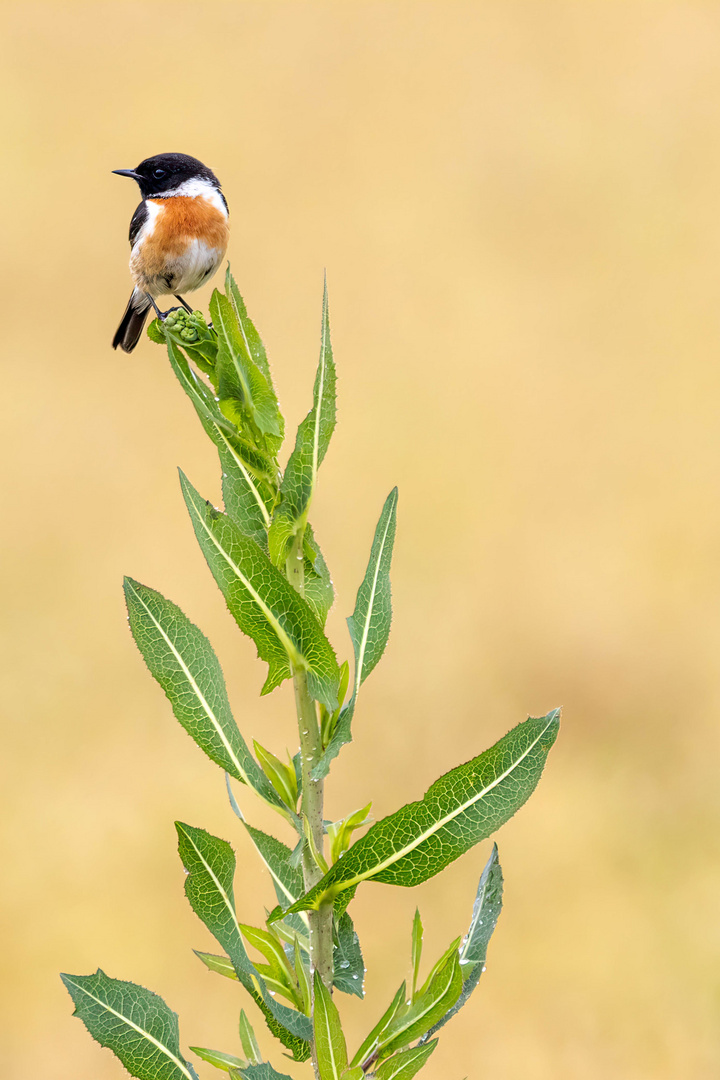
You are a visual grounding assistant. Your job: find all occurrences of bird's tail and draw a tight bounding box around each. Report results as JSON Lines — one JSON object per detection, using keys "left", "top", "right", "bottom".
{"left": 112, "top": 290, "right": 151, "bottom": 353}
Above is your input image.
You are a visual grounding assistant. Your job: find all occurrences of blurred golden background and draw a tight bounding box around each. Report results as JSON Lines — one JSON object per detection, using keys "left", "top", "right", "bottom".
{"left": 2, "top": 2, "right": 719, "bottom": 1076}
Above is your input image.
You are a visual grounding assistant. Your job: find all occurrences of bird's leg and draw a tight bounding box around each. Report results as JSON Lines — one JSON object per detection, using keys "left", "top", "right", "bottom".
{"left": 146, "top": 294, "right": 182, "bottom": 321}
{"left": 174, "top": 294, "right": 194, "bottom": 314}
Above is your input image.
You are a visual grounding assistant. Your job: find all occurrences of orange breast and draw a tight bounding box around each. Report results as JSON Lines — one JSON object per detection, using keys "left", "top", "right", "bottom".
{"left": 140, "top": 196, "right": 229, "bottom": 277}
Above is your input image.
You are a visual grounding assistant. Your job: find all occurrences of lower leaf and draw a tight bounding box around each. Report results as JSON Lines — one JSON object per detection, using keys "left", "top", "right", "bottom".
{"left": 176, "top": 822, "right": 311, "bottom": 1061}
{"left": 333, "top": 912, "right": 364, "bottom": 998}
{"left": 374, "top": 1041, "right": 438, "bottom": 1080}
{"left": 229, "top": 1064, "right": 295, "bottom": 1080}
{"left": 61, "top": 970, "right": 199, "bottom": 1080}
{"left": 421, "top": 843, "right": 503, "bottom": 1040}
{"left": 191, "top": 1046, "right": 248, "bottom": 1072}
{"left": 380, "top": 944, "right": 462, "bottom": 1056}
{"left": 313, "top": 971, "right": 349, "bottom": 1079}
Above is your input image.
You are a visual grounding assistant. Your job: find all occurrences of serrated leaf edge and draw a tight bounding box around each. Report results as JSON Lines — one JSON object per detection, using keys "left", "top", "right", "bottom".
{"left": 295, "top": 710, "right": 560, "bottom": 907}
{"left": 216, "top": 427, "right": 272, "bottom": 528}
{"left": 310, "top": 280, "right": 332, "bottom": 495}
{"left": 124, "top": 578, "right": 254, "bottom": 787}
{"left": 349, "top": 487, "right": 398, "bottom": 698}
{"left": 181, "top": 475, "right": 304, "bottom": 669}
{"left": 313, "top": 972, "right": 348, "bottom": 1079}
{"left": 338, "top": 711, "right": 557, "bottom": 890}
{"left": 61, "top": 973, "right": 196, "bottom": 1080}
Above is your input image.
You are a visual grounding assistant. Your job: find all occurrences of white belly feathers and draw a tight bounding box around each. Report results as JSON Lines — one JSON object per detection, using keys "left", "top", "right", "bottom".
{"left": 129, "top": 181, "right": 229, "bottom": 298}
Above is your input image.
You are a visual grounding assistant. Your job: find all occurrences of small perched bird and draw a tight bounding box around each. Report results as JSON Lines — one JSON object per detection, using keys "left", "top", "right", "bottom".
{"left": 112, "top": 152, "right": 229, "bottom": 352}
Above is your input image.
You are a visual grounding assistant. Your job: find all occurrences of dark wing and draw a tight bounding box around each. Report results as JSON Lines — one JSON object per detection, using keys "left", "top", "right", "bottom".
{"left": 128, "top": 201, "right": 148, "bottom": 248}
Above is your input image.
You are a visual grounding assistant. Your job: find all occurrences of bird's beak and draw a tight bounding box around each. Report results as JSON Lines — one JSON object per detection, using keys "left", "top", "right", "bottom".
{"left": 112, "top": 169, "right": 142, "bottom": 180}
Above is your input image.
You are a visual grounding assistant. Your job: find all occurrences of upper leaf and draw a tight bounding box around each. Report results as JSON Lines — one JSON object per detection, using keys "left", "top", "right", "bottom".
{"left": 211, "top": 290, "right": 283, "bottom": 447}
{"left": 313, "top": 971, "right": 349, "bottom": 1080}
{"left": 220, "top": 441, "right": 274, "bottom": 547}
{"left": 268, "top": 280, "right": 336, "bottom": 566}
{"left": 312, "top": 488, "right": 398, "bottom": 779}
{"left": 175, "top": 822, "right": 311, "bottom": 1059}
{"left": 162, "top": 335, "right": 277, "bottom": 527}
{"left": 285, "top": 711, "right": 559, "bottom": 911}
{"left": 180, "top": 472, "right": 340, "bottom": 710}
{"left": 123, "top": 578, "right": 281, "bottom": 810}
{"left": 61, "top": 970, "right": 199, "bottom": 1080}
{"left": 224, "top": 269, "right": 279, "bottom": 394}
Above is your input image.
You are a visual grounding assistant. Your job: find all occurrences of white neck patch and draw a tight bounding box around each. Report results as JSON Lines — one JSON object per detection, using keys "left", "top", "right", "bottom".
{"left": 149, "top": 177, "right": 228, "bottom": 215}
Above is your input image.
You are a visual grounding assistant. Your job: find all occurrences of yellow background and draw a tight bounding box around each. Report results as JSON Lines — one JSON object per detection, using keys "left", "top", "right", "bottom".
{"left": 2, "top": 2, "right": 719, "bottom": 1077}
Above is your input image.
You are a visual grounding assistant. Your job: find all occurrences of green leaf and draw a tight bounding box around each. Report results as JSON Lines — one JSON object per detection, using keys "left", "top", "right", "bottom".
{"left": 123, "top": 578, "right": 280, "bottom": 809}
{"left": 238, "top": 923, "right": 301, "bottom": 1009}
{"left": 410, "top": 909, "right": 423, "bottom": 1002}
{"left": 341, "top": 1070, "right": 364, "bottom": 1080}
{"left": 180, "top": 471, "right": 340, "bottom": 710}
{"left": 242, "top": 823, "right": 310, "bottom": 946}
{"left": 243, "top": 822, "right": 360, "bottom": 991}
{"left": 175, "top": 822, "right": 311, "bottom": 1060}
{"left": 293, "top": 936, "right": 311, "bottom": 1015}
{"left": 224, "top": 268, "right": 279, "bottom": 400}
{"left": 194, "top": 951, "right": 237, "bottom": 981}
{"left": 268, "top": 279, "right": 336, "bottom": 566}
{"left": 243, "top": 824, "right": 304, "bottom": 911}
{"left": 163, "top": 334, "right": 277, "bottom": 515}
{"left": 60, "top": 970, "right": 198, "bottom": 1080}
{"left": 460, "top": 843, "right": 503, "bottom": 967}
{"left": 333, "top": 912, "right": 364, "bottom": 999}
{"left": 253, "top": 741, "right": 298, "bottom": 810}
{"left": 229, "top": 1065, "right": 294, "bottom": 1080}
{"left": 347, "top": 487, "right": 398, "bottom": 689}
{"left": 349, "top": 983, "right": 406, "bottom": 1069}
{"left": 160, "top": 312, "right": 219, "bottom": 378}
{"left": 302, "top": 525, "right": 335, "bottom": 626}
{"left": 190, "top": 1047, "right": 247, "bottom": 1072}
{"left": 287, "top": 711, "right": 559, "bottom": 911}
{"left": 313, "top": 971, "right": 348, "bottom": 1080}
{"left": 211, "top": 290, "right": 283, "bottom": 445}
{"left": 328, "top": 803, "right": 373, "bottom": 865}
{"left": 421, "top": 844, "right": 503, "bottom": 1040}
{"left": 239, "top": 1010, "right": 262, "bottom": 1064}
{"left": 163, "top": 335, "right": 232, "bottom": 435}
{"left": 379, "top": 943, "right": 461, "bottom": 1056}
{"left": 312, "top": 488, "right": 398, "bottom": 779}
{"left": 220, "top": 441, "right": 274, "bottom": 546}
{"left": 374, "top": 1041, "right": 438, "bottom": 1080}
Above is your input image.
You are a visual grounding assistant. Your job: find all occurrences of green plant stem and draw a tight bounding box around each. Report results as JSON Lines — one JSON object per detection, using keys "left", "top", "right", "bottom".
{"left": 286, "top": 533, "right": 334, "bottom": 1061}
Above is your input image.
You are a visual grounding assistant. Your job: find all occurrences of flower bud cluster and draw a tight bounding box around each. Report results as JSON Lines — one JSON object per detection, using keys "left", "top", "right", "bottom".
{"left": 164, "top": 309, "right": 210, "bottom": 344}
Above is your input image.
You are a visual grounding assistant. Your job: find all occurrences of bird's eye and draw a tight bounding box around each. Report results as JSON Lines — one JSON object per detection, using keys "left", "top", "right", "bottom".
{"left": 152, "top": 168, "right": 166, "bottom": 179}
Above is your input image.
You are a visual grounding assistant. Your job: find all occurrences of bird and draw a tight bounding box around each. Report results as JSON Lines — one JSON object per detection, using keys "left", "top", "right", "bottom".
{"left": 112, "top": 152, "right": 229, "bottom": 353}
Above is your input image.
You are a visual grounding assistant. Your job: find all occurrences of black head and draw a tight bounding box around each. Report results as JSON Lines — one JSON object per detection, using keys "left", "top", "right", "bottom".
{"left": 112, "top": 153, "right": 222, "bottom": 199}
